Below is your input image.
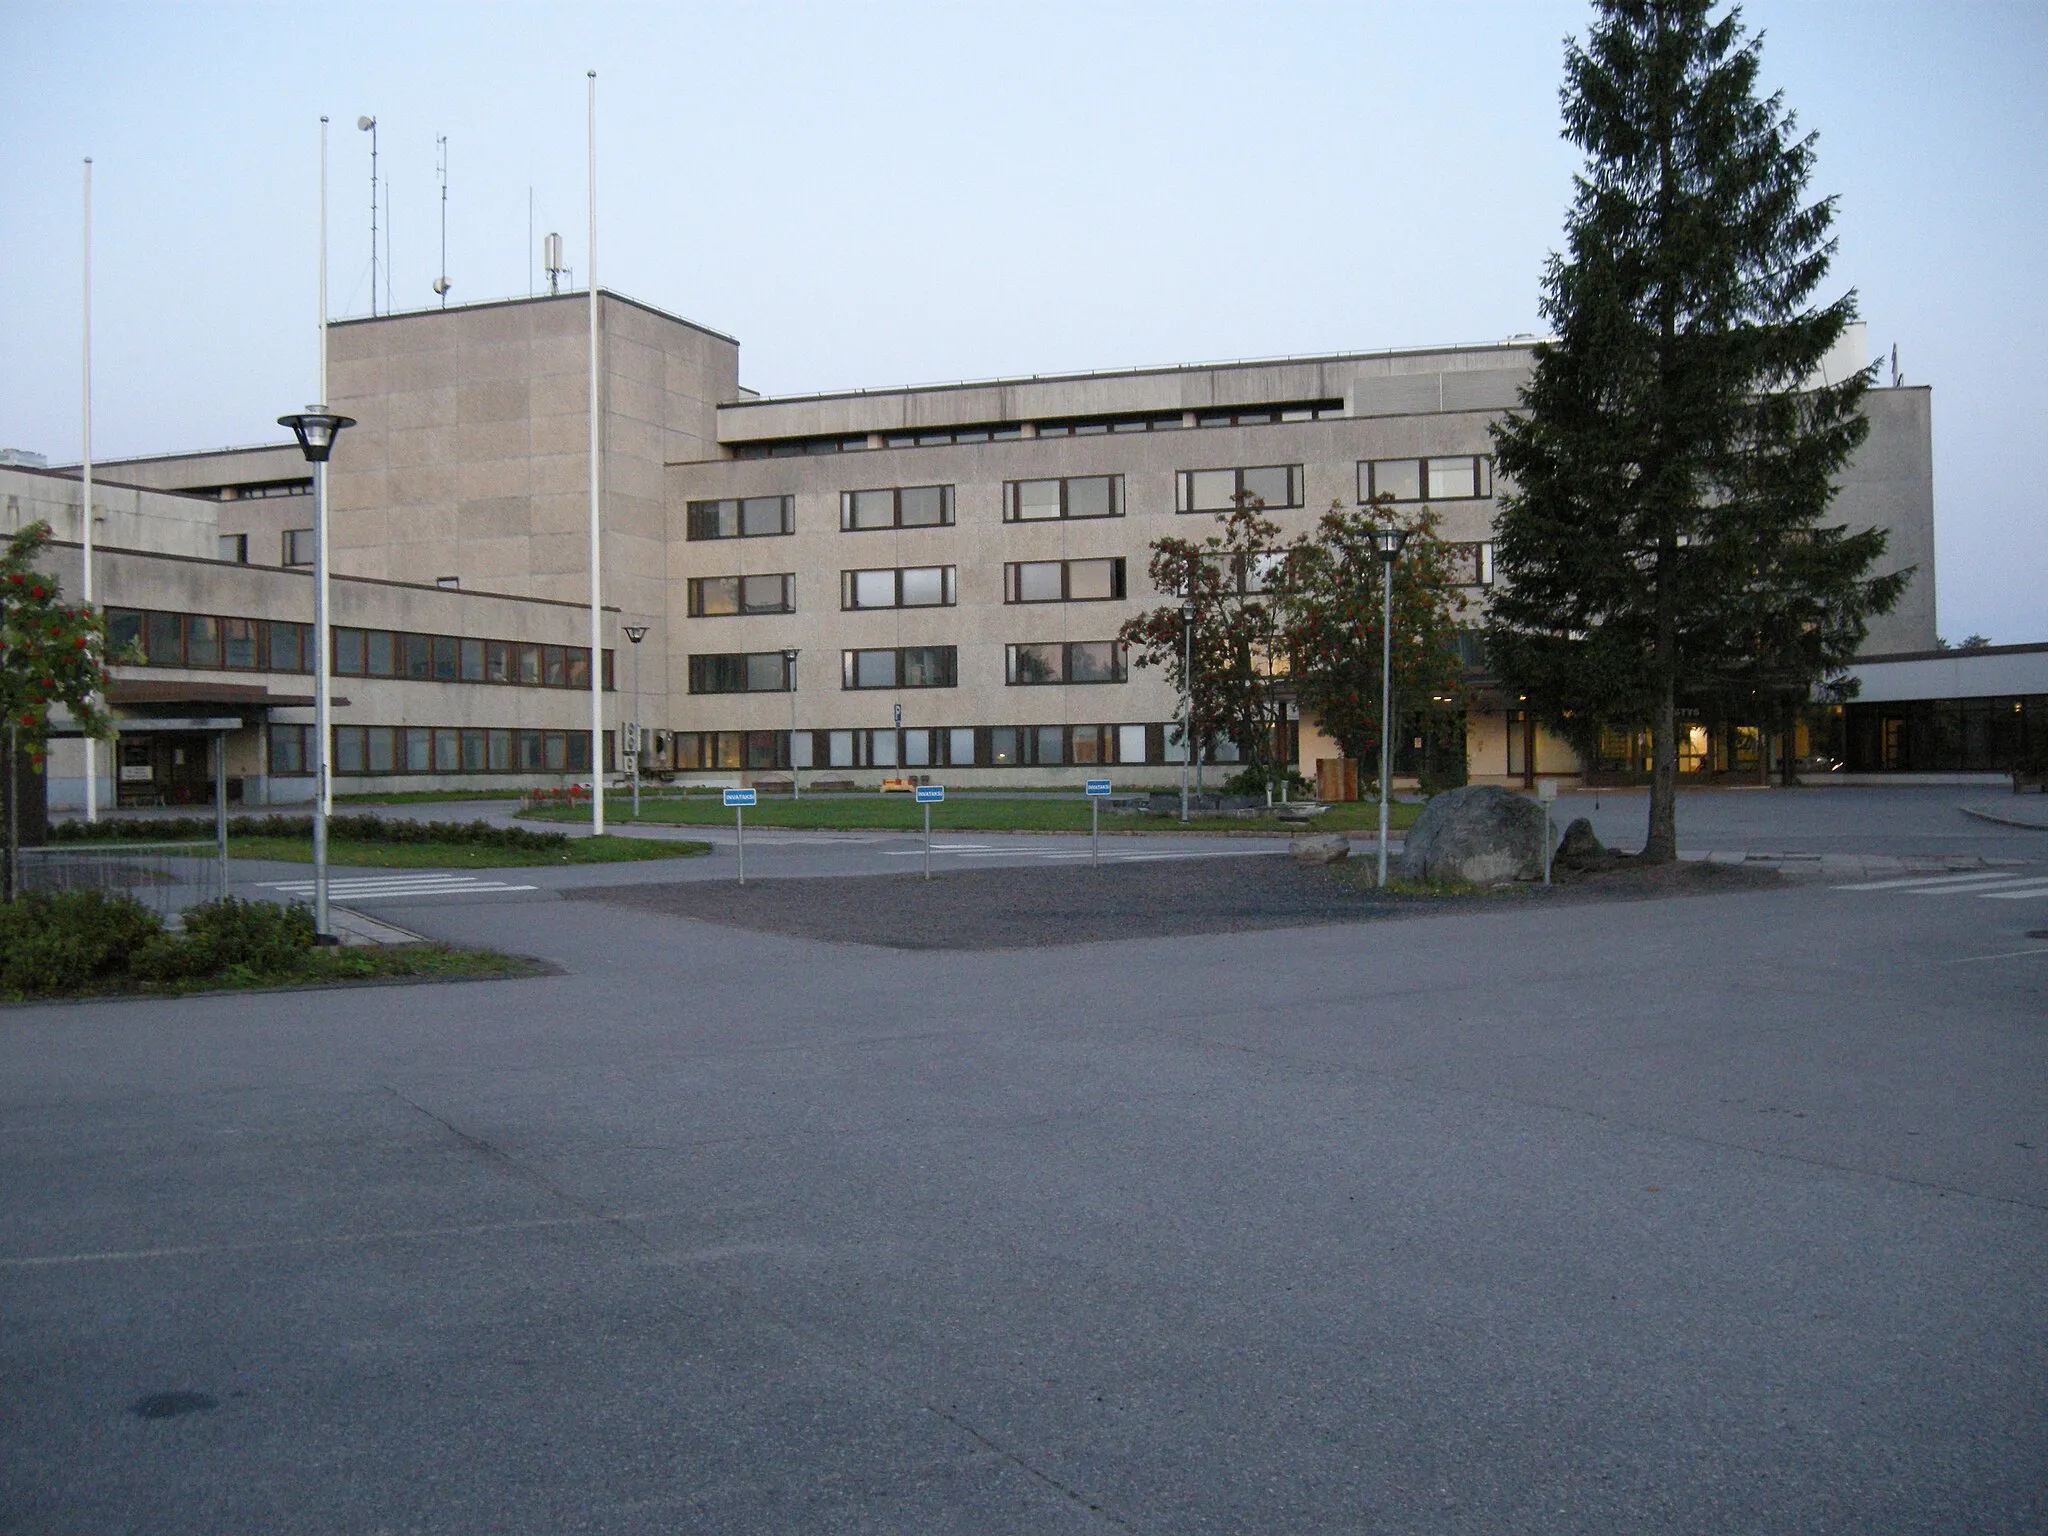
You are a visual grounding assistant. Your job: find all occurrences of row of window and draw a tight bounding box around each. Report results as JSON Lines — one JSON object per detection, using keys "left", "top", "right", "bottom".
{"left": 670, "top": 722, "right": 1235, "bottom": 772}
{"left": 269, "top": 725, "right": 610, "bottom": 777}
{"left": 726, "top": 401, "right": 1350, "bottom": 459}
{"left": 688, "top": 640, "right": 1131, "bottom": 696}
{"left": 685, "top": 543, "right": 1492, "bottom": 624}
{"left": 105, "top": 607, "right": 614, "bottom": 689}
{"left": 684, "top": 457, "right": 1494, "bottom": 541}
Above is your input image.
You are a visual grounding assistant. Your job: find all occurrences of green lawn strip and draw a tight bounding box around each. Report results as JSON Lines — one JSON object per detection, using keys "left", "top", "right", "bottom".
{"left": 334, "top": 789, "right": 526, "bottom": 805}
{"left": 521, "top": 795, "right": 1423, "bottom": 836}
{"left": 222, "top": 833, "right": 709, "bottom": 867}
{"left": 3, "top": 944, "right": 550, "bottom": 1004}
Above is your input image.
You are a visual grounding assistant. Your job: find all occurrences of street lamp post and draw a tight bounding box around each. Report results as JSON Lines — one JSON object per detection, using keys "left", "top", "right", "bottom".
{"left": 1179, "top": 600, "right": 1196, "bottom": 823}
{"left": 623, "top": 624, "right": 647, "bottom": 818}
{"left": 783, "top": 648, "right": 801, "bottom": 800}
{"left": 278, "top": 408, "right": 357, "bottom": 942}
{"left": 1369, "top": 526, "right": 1408, "bottom": 888}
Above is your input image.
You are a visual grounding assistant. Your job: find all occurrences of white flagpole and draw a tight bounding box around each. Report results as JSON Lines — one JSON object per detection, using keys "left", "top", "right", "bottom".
{"left": 81, "top": 157, "right": 97, "bottom": 823}
{"left": 313, "top": 116, "right": 333, "bottom": 940}
{"left": 587, "top": 69, "right": 604, "bottom": 835}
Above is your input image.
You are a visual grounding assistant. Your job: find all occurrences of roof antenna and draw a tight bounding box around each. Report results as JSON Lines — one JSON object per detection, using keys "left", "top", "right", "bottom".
{"left": 544, "top": 231, "right": 568, "bottom": 295}
{"left": 357, "top": 116, "right": 377, "bottom": 315}
{"left": 1890, "top": 344, "right": 1903, "bottom": 388}
{"left": 433, "top": 134, "right": 452, "bottom": 307}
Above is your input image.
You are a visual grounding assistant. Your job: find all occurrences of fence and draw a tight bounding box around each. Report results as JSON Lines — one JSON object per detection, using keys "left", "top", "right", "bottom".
{"left": 15, "top": 842, "right": 227, "bottom": 919}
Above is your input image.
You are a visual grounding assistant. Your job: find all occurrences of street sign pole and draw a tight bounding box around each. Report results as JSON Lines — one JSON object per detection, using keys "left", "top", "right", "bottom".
{"left": 724, "top": 786, "right": 757, "bottom": 885}
{"left": 1539, "top": 777, "right": 1557, "bottom": 885}
{"left": 1085, "top": 778, "right": 1112, "bottom": 867}
{"left": 915, "top": 783, "right": 945, "bottom": 881}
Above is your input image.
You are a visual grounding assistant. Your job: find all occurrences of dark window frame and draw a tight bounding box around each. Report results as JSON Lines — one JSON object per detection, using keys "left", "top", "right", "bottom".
{"left": 1003, "top": 557, "right": 1128, "bottom": 604}
{"left": 840, "top": 645, "right": 960, "bottom": 691}
{"left": 839, "top": 484, "right": 955, "bottom": 531}
{"left": 1002, "top": 475, "right": 1125, "bottom": 523}
{"left": 1175, "top": 464, "right": 1305, "bottom": 514}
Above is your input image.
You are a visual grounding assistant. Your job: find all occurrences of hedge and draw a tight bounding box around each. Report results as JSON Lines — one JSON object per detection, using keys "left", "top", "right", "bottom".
{"left": 51, "top": 814, "right": 571, "bottom": 852}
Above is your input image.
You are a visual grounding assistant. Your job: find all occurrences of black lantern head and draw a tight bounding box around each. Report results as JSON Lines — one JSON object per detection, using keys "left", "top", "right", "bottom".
{"left": 278, "top": 409, "right": 357, "bottom": 463}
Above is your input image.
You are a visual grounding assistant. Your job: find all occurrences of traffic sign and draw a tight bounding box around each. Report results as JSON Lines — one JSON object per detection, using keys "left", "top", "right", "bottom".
{"left": 915, "top": 784, "right": 945, "bottom": 803}
{"left": 1085, "top": 779, "right": 1113, "bottom": 797}
{"left": 723, "top": 787, "right": 757, "bottom": 807}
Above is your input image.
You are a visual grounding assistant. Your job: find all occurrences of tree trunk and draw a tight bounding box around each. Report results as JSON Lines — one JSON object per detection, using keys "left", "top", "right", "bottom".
{"left": 4, "top": 725, "right": 18, "bottom": 903}
{"left": 1644, "top": 680, "right": 1679, "bottom": 862}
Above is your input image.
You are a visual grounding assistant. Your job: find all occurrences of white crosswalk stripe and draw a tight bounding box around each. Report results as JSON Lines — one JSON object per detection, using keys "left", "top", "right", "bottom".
{"left": 258, "top": 874, "right": 537, "bottom": 900}
{"left": 1833, "top": 869, "right": 2048, "bottom": 900}
{"left": 1833, "top": 871, "right": 2026, "bottom": 892}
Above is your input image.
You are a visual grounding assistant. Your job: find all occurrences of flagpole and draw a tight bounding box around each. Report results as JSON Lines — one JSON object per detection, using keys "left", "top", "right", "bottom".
{"left": 81, "top": 157, "right": 97, "bottom": 823}
{"left": 587, "top": 69, "right": 605, "bottom": 835}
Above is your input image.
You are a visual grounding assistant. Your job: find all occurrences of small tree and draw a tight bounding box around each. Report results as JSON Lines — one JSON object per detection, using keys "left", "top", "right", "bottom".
{"left": 2, "top": 522, "right": 114, "bottom": 898}
{"left": 1487, "top": 0, "right": 1904, "bottom": 860}
{"left": 1279, "top": 500, "right": 1470, "bottom": 792}
{"left": 1120, "top": 501, "right": 1293, "bottom": 796}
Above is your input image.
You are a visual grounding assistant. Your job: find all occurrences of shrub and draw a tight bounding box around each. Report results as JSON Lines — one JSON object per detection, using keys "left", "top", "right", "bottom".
{"left": 51, "top": 813, "right": 572, "bottom": 853}
{"left": 170, "top": 897, "right": 316, "bottom": 978}
{"left": 0, "top": 891, "right": 164, "bottom": 997}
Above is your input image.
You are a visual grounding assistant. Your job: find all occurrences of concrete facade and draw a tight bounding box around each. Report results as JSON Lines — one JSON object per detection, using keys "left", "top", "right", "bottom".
{"left": 28, "top": 295, "right": 1942, "bottom": 801}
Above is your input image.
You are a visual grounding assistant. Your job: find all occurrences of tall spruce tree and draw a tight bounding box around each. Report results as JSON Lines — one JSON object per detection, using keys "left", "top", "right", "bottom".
{"left": 1488, "top": 0, "right": 1905, "bottom": 860}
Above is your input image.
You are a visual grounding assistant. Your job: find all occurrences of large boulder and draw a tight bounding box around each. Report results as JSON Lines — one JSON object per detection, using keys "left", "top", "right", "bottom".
{"left": 1555, "top": 816, "right": 1608, "bottom": 870}
{"left": 1396, "top": 784, "right": 1552, "bottom": 884}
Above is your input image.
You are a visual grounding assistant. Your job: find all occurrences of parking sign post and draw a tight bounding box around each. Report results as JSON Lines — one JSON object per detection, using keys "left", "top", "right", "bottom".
{"left": 1538, "top": 777, "right": 1557, "bottom": 885}
{"left": 724, "top": 786, "right": 757, "bottom": 884}
{"left": 915, "top": 783, "right": 945, "bottom": 879}
{"left": 1085, "top": 778, "right": 1112, "bottom": 865}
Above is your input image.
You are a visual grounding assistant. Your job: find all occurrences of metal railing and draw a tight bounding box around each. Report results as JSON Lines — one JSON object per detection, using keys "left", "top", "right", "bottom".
{"left": 15, "top": 842, "right": 227, "bottom": 919}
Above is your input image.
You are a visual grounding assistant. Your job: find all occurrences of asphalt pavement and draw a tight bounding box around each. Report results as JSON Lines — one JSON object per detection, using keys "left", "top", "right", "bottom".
{"left": 3, "top": 786, "right": 2044, "bottom": 1532}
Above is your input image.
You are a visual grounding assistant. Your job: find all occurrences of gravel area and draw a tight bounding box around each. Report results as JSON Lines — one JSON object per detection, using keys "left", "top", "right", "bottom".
{"left": 567, "top": 854, "right": 1779, "bottom": 950}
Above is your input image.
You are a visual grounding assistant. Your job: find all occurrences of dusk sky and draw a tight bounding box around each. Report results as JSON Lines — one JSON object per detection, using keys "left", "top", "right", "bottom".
{"left": 3, "top": 1, "right": 2041, "bottom": 642}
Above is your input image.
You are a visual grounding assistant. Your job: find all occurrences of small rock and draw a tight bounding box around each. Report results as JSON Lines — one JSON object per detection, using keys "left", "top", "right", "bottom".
{"left": 1555, "top": 817, "right": 1607, "bottom": 869}
{"left": 1291, "top": 833, "right": 1351, "bottom": 866}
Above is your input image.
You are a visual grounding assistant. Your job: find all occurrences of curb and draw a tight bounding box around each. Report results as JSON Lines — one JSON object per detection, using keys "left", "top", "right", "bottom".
{"left": 1959, "top": 805, "right": 2048, "bottom": 832}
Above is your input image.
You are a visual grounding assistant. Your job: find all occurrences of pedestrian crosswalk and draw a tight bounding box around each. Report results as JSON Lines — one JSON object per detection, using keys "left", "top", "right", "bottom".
{"left": 1833, "top": 870, "right": 2048, "bottom": 900}
{"left": 257, "top": 873, "right": 538, "bottom": 902}
{"left": 883, "top": 843, "right": 1281, "bottom": 866}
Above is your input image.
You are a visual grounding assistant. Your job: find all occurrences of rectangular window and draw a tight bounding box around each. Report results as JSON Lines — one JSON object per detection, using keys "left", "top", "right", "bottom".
{"left": 334, "top": 628, "right": 366, "bottom": 675}
{"left": 272, "top": 622, "right": 309, "bottom": 672}
{"left": 218, "top": 534, "right": 248, "bottom": 564}
{"left": 405, "top": 727, "right": 433, "bottom": 773}
{"left": 185, "top": 616, "right": 221, "bottom": 669}
{"left": 334, "top": 726, "right": 365, "bottom": 775}
{"left": 487, "top": 730, "right": 511, "bottom": 771}
{"left": 1004, "top": 558, "right": 1126, "bottom": 604}
{"left": 366, "top": 631, "right": 395, "bottom": 677}
{"left": 1176, "top": 464, "right": 1304, "bottom": 513}
{"left": 686, "top": 495, "right": 794, "bottom": 540}
{"left": 461, "top": 729, "right": 487, "bottom": 772}
{"left": 841, "top": 566, "right": 957, "bottom": 609}
{"left": 402, "top": 633, "right": 432, "bottom": 680}
{"left": 566, "top": 648, "right": 591, "bottom": 689}
{"left": 544, "top": 732, "right": 568, "bottom": 772}
{"left": 542, "top": 646, "right": 566, "bottom": 687}
{"left": 842, "top": 646, "right": 958, "bottom": 689}
{"left": 688, "top": 573, "right": 795, "bottom": 616}
{"left": 840, "top": 484, "right": 954, "bottom": 531}
{"left": 1005, "top": 641, "right": 1128, "bottom": 685}
{"left": 267, "top": 724, "right": 309, "bottom": 775}
{"left": 1119, "top": 724, "right": 1148, "bottom": 764}
{"left": 1444, "top": 541, "right": 1496, "bottom": 588}
{"left": 432, "top": 635, "right": 460, "bottom": 681}
{"left": 517, "top": 730, "right": 545, "bottom": 771}
{"left": 221, "top": 618, "right": 259, "bottom": 670}
{"left": 106, "top": 608, "right": 142, "bottom": 659}
{"left": 688, "top": 651, "right": 793, "bottom": 694}
{"left": 365, "top": 726, "right": 396, "bottom": 774}
{"left": 144, "top": 611, "right": 182, "bottom": 666}
{"left": 1004, "top": 475, "right": 1122, "bottom": 522}
{"left": 949, "top": 727, "right": 977, "bottom": 766}
{"left": 459, "top": 638, "right": 485, "bottom": 681}
{"left": 517, "top": 645, "right": 541, "bottom": 685}
{"left": 1360, "top": 456, "right": 1492, "bottom": 503}
{"left": 485, "top": 641, "right": 509, "bottom": 683}
{"left": 282, "top": 528, "right": 315, "bottom": 566}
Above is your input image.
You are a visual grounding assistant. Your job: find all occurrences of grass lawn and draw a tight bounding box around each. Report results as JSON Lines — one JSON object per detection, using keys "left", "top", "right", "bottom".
{"left": 222, "top": 834, "right": 710, "bottom": 867}
{"left": 335, "top": 789, "right": 524, "bottom": 805}
{"left": 3, "top": 944, "right": 551, "bottom": 1004}
{"left": 521, "top": 794, "right": 1423, "bottom": 836}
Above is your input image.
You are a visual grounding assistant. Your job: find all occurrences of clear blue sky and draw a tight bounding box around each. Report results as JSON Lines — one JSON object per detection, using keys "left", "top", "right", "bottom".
{"left": 2, "top": 1, "right": 2041, "bottom": 642}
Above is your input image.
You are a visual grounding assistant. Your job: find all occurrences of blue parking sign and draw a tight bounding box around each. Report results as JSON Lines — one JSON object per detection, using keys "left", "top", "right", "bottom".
{"left": 1085, "top": 779, "right": 1113, "bottom": 797}
{"left": 723, "top": 787, "right": 757, "bottom": 807}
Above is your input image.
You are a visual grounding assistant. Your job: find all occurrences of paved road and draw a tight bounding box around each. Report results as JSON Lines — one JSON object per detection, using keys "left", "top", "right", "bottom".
{"left": 4, "top": 831, "right": 2044, "bottom": 1530}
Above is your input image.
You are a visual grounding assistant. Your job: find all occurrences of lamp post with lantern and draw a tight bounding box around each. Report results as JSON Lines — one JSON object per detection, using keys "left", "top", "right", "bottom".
{"left": 1368, "top": 525, "right": 1408, "bottom": 888}
{"left": 277, "top": 408, "right": 356, "bottom": 942}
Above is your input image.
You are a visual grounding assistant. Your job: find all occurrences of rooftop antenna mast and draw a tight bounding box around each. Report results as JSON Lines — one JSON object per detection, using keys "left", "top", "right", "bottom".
{"left": 544, "top": 231, "right": 567, "bottom": 295}
{"left": 433, "top": 134, "right": 452, "bottom": 308}
{"left": 357, "top": 116, "right": 377, "bottom": 315}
